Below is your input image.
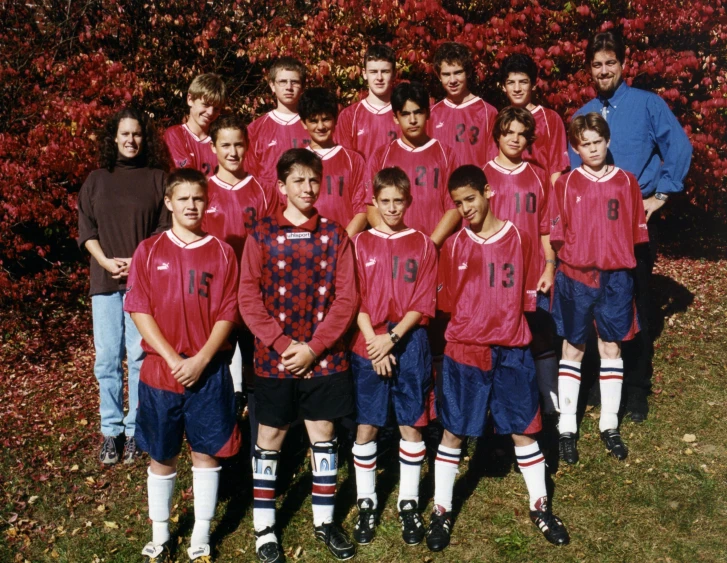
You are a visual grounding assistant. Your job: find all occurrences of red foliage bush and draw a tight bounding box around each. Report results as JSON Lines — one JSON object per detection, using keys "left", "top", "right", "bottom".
{"left": 1, "top": 0, "right": 725, "bottom": 351}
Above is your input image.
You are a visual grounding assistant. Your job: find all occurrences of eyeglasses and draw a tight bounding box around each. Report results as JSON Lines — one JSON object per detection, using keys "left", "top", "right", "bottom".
{"left": 275, "top": 79, "right": 303, "bottom": 88}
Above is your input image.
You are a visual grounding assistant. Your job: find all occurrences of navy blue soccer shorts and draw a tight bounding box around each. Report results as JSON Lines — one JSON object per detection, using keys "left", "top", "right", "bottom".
{"left": 437, "top": 346, "right": 541, "bottom": 437}
{"left": 552, "top": 268, "right": 635, "bottom": 345}
{"left": 352, "top": 326, "right": 432, "bottom": 428}
{"left": 136, "top": 354, "right": 242, "bottom": 462}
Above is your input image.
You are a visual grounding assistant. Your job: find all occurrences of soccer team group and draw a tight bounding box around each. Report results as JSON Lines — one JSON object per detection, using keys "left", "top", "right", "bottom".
{"left": 96, "top": 31, "right": 691, "bottom": 563}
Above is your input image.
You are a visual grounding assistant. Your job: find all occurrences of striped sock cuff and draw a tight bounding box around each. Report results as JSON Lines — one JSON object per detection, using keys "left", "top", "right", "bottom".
{"left": 252, "top": 447, "right": 279, "bottom": 510}
{"left": 515, "top": 443, "right": 545, "bottom": 468}
{"left": 399, "top": 440, "right": 426, "bottom": 467}
{"left": 434, "top": 445, "right": 461, "bottom": 467}
{"left": 311, "top": 473, "right": 337, "bottom": 506}
{"left": 600, "top": 358, "right": 624, "bottom": 380}
{"left": 559, "top": 360, "right": 582, "bottom": 381}
{"left": 352, "top": 440, "right": 377, "bottom": 471}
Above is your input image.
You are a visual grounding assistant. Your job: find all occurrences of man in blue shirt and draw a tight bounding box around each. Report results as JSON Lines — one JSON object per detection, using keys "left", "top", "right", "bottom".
{"left": 569, "top": 31, "right": 692, "bottom": 422}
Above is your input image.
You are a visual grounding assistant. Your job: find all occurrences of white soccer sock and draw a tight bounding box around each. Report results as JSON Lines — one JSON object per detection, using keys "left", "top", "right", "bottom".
{"left": 599, "top": 358, "right": 624, "bottom": 432}
{"left": 252, "top": 445, "right": 279, "bottom": 549}
{"left": 190, "top": 466, "right": 220, "bottom": 549}
{"left": 433, "top": 445, "right": 460, "bottom": 512}
{"left": 311, "top": 440, "right": 338, "bottom": 527}
{"left": 398, "top": 439, "right": 426, "bottom": 507}
{"left": 558, "top": 360, "right": 582, "bottom": 434}
{"left": 534, "top": 350, "right": 559, "bottom": 414}
{"left": 230, "top": 342, "right": 243, "bottom": 393}
{"left": 147, "top": 469, "right": 176, "bottom": 546}
{"left": 514, "top": 442, "right": 548, "bottom": 511}
{"left": 352, "top": 441, "right": 378, "bottom": 508}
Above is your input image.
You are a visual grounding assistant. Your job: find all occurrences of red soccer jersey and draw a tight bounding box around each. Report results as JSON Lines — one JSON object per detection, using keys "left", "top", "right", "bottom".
{"left": 550, "top": 167, "right": 649, "bottom": 272}
{"left": 366, "top": 139, "right": 459, "bottom": 236}
{"left": 484, "top": 159, "right": 550, "bottom": 279}
{"left": 351, "top": 228, "right": 437, "bottom": 357}
{"left": 203, "top": 174, "right": 280, "bottom": 260}
{"left": 245, "top": 111, "right": 310, "bottom": 190}
{"left": 124, "top": 230, "right": 240, "bottom": 359}
{"left": 429, "top": 97, "right": 498, "bottom": 168}
{"left": 309, "top": 145, "right": 367, "bottom": 228}
{"left": 336, "top": 99, "right": 400, "bottom": 161}
{"left": 438, "top": 222, "right": 537, "bottom": 349}
{"left": 524, "top": 105, "right": 569, "bottom": 180}
{"left": 164, "top": 124, "right": 218, "bottom": 177}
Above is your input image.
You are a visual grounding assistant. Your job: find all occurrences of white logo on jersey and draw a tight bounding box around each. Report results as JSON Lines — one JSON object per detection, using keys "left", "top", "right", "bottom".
{"left": 365, "top": 258, "right": 376, "bottom": 267}
{"left": 458, "top": 262, "right": 468, "bottom": 270}
{"left": 357, "top": 129, "right": 365, "bottom": 136}
{"left": 157, "top": 263, "right": 169, "bottom": 270}
{"left": 576, "top": 196, "right": 582, "bottom": 203}
{"left": 268, "top": 140, "right": 277, "bottom": 147}
{"left": 286, "top": 232, "right": 311, "bottom": 239}
{"left": 436, "top": 122, "right": 444, "bottom": 128}
{"left": 206, "top": 206, "right": 217, "bottom": 213}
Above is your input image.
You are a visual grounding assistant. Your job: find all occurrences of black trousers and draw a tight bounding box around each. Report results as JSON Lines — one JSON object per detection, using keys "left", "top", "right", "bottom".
{"left": 621, "top": 219, "right": 659, "bottom": 405}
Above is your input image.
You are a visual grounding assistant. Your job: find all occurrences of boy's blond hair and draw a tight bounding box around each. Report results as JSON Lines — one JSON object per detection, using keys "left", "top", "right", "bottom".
{"left": 268, "top": 57, "right": 307, "bottom": 86}
{"left": 165, "top": 168, "right": 208, "bottom": 199}
{"left": 188, "top": 73, "right": 227, "bottom": 107}
{"left": 373, "top": 167, "right": 412, "bottom": 201}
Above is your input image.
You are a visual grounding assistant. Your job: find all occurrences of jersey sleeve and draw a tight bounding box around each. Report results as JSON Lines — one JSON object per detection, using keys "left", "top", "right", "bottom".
{"left": 238, "top": 232, "right": 292, "bottom": 354}
{"left": 519, "top": 229, "right": 538, "bottom": 312}
{"left": 308, "top": 231, "right": 360, "bottom": 357}
{"left": 547, "top": 110, "right": 570, "bottom": 175}
{"left": 549, "top": 175, "right": 567, "bottom": 251}
{"left": 365, "top": 146, "right": 385, "bottom": 203}
{"left": 629, "top": 172, "right": 650, "bottom": 245}
{"left": 349, "top": 149, "right": 368, "bottom": 214}
{"left": 123, "top": 241, "right": 153, "bottom": 315}
{"left": 164, "top": 126, "right": 191, "bottom": 170}
{"left": 536, "top": 167, "right": 551, "bottom": 236}
{"left": 352, "top": 233, "right": 369, "bottom": 316}
{"left": 436, "top": 237, "right": 455, "bottom": 314}
{"left": 217, "top": 242, "right": 242, "bottom": 325}
{"left": 335, "top": 103, "right": 356, "bottom": 151}
{"left": 407, "top": 235, "right": 438, "bottom": 319}
{"left": 440, "top": 145, "right": 459, "bottom": 211}
{"left": 243, "top": 117, "right": 264, "bottom": 183}
{"left": 77, "top": 174, "right": 98, "bottom": 249}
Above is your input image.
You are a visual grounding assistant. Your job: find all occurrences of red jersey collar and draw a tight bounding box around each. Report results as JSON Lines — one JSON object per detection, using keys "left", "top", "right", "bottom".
{"left": 275, "top": 207, "right": 320, "bottom": 231}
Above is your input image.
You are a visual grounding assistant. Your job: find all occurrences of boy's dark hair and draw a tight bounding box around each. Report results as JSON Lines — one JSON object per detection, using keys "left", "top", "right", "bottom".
{"left": 277, "top": 148, "right": 323, "bottom": 182}
{"left": 500, "top": 53, "right": 538, "bottom": 85}
{"left": 373, "top": 167, "right": 411, "bottom": 200}
{"left": 363, "top": 44, "right": 396, "bottom": 68}
{"left": 568, "top": 112, "right": 611, "bottom": 147}
{"left": 433, "top": 42, "right": 474, "bottom": 83}
{"left": 448, "top": 164, "right": 488, "bottom": 194}
{"left": 99, "top": 107, "right": 169, "bottom": 172}
{"left": 209, "top": 114, "right": 249, "bottom": 145}
{"left": 391, "top": 81, "right": 430, "bottom": 114}
{"left": 493, "top": 106, "right": 537, "bottom": 148}
{"left": 165, "top": 168, "right": 208, "bottom": 198}
{"left": 298, "top": 87, "right": 339, "bottom": 122}
{"left": 188, "top": 73, "right": 227, "bottom": 107}
{"left": 269, "top": 56, "right": 307, "bottom": 86}
{"left": 586, "top": 31, "right": 626, "bottom": 65}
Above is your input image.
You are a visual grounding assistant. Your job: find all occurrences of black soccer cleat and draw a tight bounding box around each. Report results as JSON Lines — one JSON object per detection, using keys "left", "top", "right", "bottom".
{"left": 425, "top": 505, "right": 453, "bottom": 552}
{"left": 255, "top": 526, "right": 285, "bottom": 563}
{"left": 600, "top": 428, "right": 628, "bottom": 460}
{"left": 529, "top": 500, "right": 570, "bottom": 546}
{"left": 558, "top": 432, "right": 579, "bottom": 465}
{"left": 314, "top": 523, "right": 356, "bottom": 560}
{"left": 398, "top": 499, "right": 425, "bottom": 545}
{"left": 352, "top": 498, "right": 377, "bottom": 545}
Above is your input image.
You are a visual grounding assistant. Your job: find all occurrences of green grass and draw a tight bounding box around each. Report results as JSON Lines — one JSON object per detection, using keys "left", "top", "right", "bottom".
{"left": 2, "top": 255, "right": 726, "bottom": 562}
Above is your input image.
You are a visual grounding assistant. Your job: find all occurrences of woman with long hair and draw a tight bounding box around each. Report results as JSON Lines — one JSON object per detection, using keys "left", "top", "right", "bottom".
{"left": 78, "top": 107, "right": 170, "bottom": 465}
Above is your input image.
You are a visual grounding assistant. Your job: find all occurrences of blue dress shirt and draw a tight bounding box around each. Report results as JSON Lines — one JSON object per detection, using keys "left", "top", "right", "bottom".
{"left": 568, "top": 82, "right": 692, "bottom": 197}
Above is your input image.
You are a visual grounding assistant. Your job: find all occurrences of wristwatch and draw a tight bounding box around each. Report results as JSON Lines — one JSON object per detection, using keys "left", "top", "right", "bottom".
{"left": 389, "top": 330, "right": 401, "bottom": 344}
{"left": 654, "top": 193, "right": 669, "bottom": 201}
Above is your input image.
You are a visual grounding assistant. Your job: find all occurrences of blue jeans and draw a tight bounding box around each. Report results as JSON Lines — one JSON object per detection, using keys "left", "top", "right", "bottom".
{"left": 91, "top": 291, "right": 145, "bottom": 437}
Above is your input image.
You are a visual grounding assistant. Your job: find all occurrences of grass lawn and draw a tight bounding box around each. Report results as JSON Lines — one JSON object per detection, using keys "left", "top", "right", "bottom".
{"left": 2, "top": 214, "right": 726, "bottom": 562}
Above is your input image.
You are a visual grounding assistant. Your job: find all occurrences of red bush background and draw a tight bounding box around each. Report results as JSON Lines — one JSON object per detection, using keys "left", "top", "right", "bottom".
{"left": 1, "top": 0, "right": 725, "bottom": 356}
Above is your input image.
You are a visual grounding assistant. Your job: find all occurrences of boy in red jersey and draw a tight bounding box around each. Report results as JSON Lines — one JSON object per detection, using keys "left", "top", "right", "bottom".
{"left": 298, "top": 87, "right": 368, "bottom": 237}
{"left": 350, "top": 167, "right": 437, "bottom": 547}
{"left": 551, "top": 113, "right": 649, "bottom": 464}
{"left": 483, "top": 106, "right": 559, "bottom": 415}
{"left": 428, "top": 165, "right": 569, "bottom": 553}
{"left": 366, "top": 81, "right": 461, "bottom": 248}
{"left": 245, "top": 57, "right": 311, "bottom": 191}
{"left": 164, "top": 73, "right": 226, "bottom": 177}
{"left": 205, "top": 114, "right": 280, "bottom": 442}
{"left": 430, "top": 42, "right": 498, "bottom": 167}
{"left": 500, "top": 53, "right": 569, "bottom": 186}
{"left": 239, "top": 149, "right": 358, "bottom": 563}
{"left": 124, "top": 169, "right": 242, "bottom": 563}
{"left": 336, "top": 44, "right": 400, "bottom": 160}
